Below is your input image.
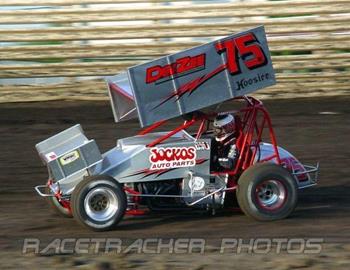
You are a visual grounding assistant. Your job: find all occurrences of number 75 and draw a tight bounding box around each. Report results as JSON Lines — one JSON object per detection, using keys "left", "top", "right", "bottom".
{"left": 215, "top": 33, "right": 267, "bottom": 75}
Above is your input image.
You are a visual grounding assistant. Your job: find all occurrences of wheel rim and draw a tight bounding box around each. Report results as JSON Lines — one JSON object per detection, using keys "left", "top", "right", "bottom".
{"left": 255, "top": 180, "right": 287, "bottom": 210}
{"left": 84, "top": 187, "right": 119, "bottom": 222}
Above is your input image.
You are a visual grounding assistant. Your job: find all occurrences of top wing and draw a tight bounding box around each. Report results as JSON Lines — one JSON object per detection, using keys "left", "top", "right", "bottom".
{"left": 108, "top": 26, "right": 276, "bottom": 127}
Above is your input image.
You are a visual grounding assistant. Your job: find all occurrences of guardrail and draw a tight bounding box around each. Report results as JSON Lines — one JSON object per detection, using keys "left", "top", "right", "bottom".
{"left": 0, "top": 0, "right": 349, "bottom": 102}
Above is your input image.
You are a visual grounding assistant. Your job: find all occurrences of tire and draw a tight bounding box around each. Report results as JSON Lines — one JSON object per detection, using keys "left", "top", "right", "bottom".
{"left": 71, "top": 175, "right": 127, "bottom": 231}
{"left": 236, "top": 163, "right": 298, "bottom": 221}
{"left": 45, "top": 186, "right": 72, "bottom": 218}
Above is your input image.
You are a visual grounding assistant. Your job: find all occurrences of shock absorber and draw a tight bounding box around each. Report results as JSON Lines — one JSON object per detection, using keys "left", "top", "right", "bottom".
{"left": 123, "top": 184, "right": 147, "bottom": 216}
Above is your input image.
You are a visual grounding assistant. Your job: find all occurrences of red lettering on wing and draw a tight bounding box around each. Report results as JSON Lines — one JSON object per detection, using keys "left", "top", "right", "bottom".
{"left": 145, "top": 54, "right": 206, "bottom": 84}
{"left": 152, "top": 32, "right": 268, "bottom": 110}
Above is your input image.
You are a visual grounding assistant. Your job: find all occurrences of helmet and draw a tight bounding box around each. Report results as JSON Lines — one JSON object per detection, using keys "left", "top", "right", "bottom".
{"left": 213, "top": 114, "right": 235, "bottom": 140}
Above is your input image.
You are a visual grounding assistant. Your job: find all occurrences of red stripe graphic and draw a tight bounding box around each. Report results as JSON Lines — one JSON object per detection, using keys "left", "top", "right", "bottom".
{"left": 153, "top": 64, "right": 227, "bottom": 110}
{"left": 123, "top": 159, "right": 209, "bottom": 179}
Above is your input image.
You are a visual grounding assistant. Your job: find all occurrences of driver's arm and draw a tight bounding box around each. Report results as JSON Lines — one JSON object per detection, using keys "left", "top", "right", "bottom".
{"left": 218, "top": 144, "right": 239, "bottom": 170}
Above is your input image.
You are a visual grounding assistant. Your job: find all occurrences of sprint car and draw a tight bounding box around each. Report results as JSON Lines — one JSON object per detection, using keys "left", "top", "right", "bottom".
{"left": 34, "top": 26, "right": 318, "bottom": 231}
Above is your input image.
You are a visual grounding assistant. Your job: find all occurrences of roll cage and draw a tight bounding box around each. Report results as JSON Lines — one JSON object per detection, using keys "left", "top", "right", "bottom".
{"left": 138, "top": 96, "right": 281, "bottom": 176}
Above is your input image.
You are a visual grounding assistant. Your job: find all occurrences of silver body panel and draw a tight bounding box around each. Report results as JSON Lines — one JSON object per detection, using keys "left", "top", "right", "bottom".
{"left": 36, "top": 126, "right": 317, "bottom": 198}
{"left": 95, "top": 134, "right": 211, "bottom": 184}
{"left": 35, "top": 124, "right": 103, "bottom": 195}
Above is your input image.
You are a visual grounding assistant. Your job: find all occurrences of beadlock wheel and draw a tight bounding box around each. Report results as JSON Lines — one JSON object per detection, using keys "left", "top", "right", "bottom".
{"left": 45, "top": 186, "right": 72, "bottom": 218}
{"left": 237, "top": 163, "right": 298, "bottom": 221}
{"left": 71, "top": 175, "right": 126, "bottom": 231}
{"left": 255, "top": 179, "right": 287, "bottom": 210}
{"left": 84, "top": 187, "right": 119, "bottom": 222}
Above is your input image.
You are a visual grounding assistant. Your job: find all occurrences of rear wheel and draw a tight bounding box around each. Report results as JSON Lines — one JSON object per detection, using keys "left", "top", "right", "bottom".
{"left": 45, "top": 186, "right": 72, "bottom": 218}
{"left": 237, "top": 163, "right": 298, "bottom": 221}
{"left": 71, "top": 175, "right": 126, "bottom": 231}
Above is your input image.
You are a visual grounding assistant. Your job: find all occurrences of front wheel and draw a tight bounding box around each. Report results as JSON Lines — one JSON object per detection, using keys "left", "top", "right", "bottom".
{"left": 237, "top": 163, "right": 298, "bottom": 221}
{"left": 71, "top": 175, "right": 127, "bottom": 231}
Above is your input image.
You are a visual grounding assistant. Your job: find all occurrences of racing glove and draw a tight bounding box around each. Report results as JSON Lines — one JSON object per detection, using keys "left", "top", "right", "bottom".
{"left": 218, "top": 145, "right": 239, "bottom": 169}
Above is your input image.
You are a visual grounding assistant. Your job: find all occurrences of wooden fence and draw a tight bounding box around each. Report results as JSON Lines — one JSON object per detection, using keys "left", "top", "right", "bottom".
{"left": 0, "top": 0, "right": 349, "bottom": 103}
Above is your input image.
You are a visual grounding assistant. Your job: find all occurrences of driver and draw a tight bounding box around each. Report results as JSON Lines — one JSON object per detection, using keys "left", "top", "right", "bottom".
{"left": 212, "top": 114, "right": 240, "bottom": 171}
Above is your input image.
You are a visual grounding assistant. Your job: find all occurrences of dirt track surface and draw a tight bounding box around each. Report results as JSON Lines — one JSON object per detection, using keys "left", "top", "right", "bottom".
{"left": 0, "top": 96, "right": 350, "bottom": 268}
